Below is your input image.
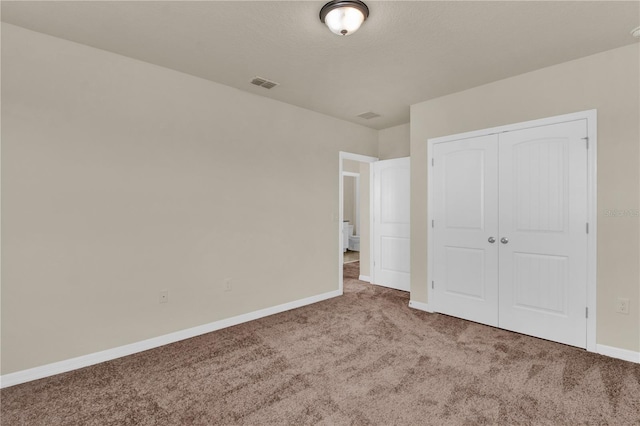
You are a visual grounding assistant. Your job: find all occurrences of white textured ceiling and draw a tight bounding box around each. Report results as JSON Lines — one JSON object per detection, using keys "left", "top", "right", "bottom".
{"left": 2, "top": 1, "right": 639, "bottom": 130}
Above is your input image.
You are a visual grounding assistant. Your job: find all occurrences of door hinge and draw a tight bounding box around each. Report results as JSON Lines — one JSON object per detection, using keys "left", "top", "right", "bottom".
{"left": 582, "top": 136, "right": 589, "bottom": 149}
{"left": 432, "top": 219, "right": 434, "bottom": 228}
{"left": 586, "top": 222, "right": 589, "bottom": 234}
{"left": 585, "top": 307, "right": 589, "bottom": 318}
{"left": 431, "top": 158, "right": 434, "bottom": 166}
{"left": 431, "top": 281, "right": 434, "bottom": 290}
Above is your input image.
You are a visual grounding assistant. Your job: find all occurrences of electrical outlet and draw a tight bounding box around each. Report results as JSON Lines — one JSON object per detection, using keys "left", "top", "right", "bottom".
{"left": 159, "top": 290, "right": 169, "bottom": 304}
{"left": 615, "top": 298, "right": 629, "bottom": 314}
{"left": 224, "top": 278, "right": 232, "bottom": 292}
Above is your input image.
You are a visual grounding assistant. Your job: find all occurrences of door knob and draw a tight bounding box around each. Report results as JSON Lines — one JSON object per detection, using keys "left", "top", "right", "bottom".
{"left": 488, "top": 237, "right": 496, "bottom": 243}
{"left": 500, "top": 237, "right": 509, "bottom": 244}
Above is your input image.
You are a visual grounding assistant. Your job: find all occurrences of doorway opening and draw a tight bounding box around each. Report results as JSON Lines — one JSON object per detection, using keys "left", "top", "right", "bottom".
{"left": 339, "top": 152, "right": 377, "bottom": 294}
{"left": 343, "top": 172, "right": 360, "bottom": 265}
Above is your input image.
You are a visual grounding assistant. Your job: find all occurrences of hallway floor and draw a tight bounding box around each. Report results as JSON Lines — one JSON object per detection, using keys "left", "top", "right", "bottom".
{"left": 344, "top": 250, "right": 359, "bottom": 264}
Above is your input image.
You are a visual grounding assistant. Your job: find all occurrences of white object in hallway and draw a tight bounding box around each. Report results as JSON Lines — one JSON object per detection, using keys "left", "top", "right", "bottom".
{"left": 373, "top": 157, "right": 410, "bottom": 292}
{"left": 343, "top": 221, "right": 353, "bottom": 252}
{"left": 349, "top": 235, "right": 360, "bottom": 251}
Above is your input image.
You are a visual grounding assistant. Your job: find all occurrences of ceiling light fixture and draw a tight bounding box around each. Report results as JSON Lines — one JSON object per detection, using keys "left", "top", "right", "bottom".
{"left": 320, "top": 0, "right": 369, "bottom": 36}
{"left": 632, "top": 26, "right": 640, "bottom": 38}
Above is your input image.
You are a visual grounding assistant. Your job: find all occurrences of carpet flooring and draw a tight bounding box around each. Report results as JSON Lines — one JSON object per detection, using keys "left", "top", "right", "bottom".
{"left": 2, "top": 262, "right": 639, "bottom": 425}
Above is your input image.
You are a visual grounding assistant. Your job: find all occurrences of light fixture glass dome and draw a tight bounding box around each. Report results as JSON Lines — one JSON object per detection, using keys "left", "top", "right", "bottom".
{"left": 325, "top": 7, "right": 365, "bottom": 36}
{"left": 320, "top": 1, "right": 369, "bottom": 36}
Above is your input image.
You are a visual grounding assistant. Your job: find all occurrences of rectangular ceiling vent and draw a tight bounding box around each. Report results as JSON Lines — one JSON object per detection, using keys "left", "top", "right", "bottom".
{"left": 357, "top": 111, "right": 381, "bottom": 120}
{"left": 250, "top": 76, "right": 279, "bottom": 90}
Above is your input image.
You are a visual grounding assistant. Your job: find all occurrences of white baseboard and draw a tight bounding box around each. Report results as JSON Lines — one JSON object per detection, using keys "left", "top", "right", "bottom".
{"left": 0, "top": 289, "right": 342, "bottom": 389}
{"left": 358, "top": 275, "right": 371, "bottom": 282}
{"left": 408, "top": 300, "right": 434, "bottom": 313}
{"left": 596, "top": 344, "right": 640, "bottom": 364}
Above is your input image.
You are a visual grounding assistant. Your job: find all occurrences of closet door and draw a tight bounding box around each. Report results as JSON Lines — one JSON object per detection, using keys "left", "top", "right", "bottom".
{"left": 498, "top": 120, "right": 588, "bottom": 348}
{"left": 432, "top": 135, "right": 499, "bottom": 326}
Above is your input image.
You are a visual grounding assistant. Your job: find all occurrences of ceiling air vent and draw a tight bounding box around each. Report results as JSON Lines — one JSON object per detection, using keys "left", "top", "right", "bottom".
{"left": 250, "top": 76, "right": 279, "bottom": 89}
{"left": 357, "top": 111, "right": 381, "bottom": 120}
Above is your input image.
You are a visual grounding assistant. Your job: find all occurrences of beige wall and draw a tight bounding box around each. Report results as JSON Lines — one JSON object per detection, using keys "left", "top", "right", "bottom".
{"left": 411, "top": 44, "right": 640, "bottom": 352}
{"left": 343, "top": 176, "right": 356, "bottom": 233}
{"left": 343, "top": 159, "right": 360, "bottom": 173}
{"left": 378, "top": 123, "right": 410, "bottom": 160}
{"left": 1, "top": 24, "right": 378, "bottom": 374}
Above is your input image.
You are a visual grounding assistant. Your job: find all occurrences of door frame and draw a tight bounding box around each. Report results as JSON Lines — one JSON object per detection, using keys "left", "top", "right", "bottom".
{"left": 426, "top": 109, "right": 597, "bottom": 352}
{"left": 339, "top": 152, "right": 378, "bottom": 294}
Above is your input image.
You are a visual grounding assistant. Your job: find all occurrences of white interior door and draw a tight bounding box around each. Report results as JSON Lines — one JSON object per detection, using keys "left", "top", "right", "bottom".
{"left": 432, "top": 135, "right": 499, "bottom": 326}
{"left": 498, "top": 120, "right": 588, "bottom": 348}
{"left": 430, "top": 117, "right": 589, "bottom": 349}
{"left": 373, "top": 157, "right": 410, "bottom": 291}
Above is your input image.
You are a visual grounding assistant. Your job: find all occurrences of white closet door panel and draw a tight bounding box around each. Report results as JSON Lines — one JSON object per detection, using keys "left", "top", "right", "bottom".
{"left": 498, "top": 119, "right": 588, "bottom": 348}
{"left": 373, "top": 157, "right": 410, "bottom": 291}
{"left": 443, "top": 246, "right": 486, "bottom": 299}
{"left": 433, "top": 135, "right": 499, "bottom": 326}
